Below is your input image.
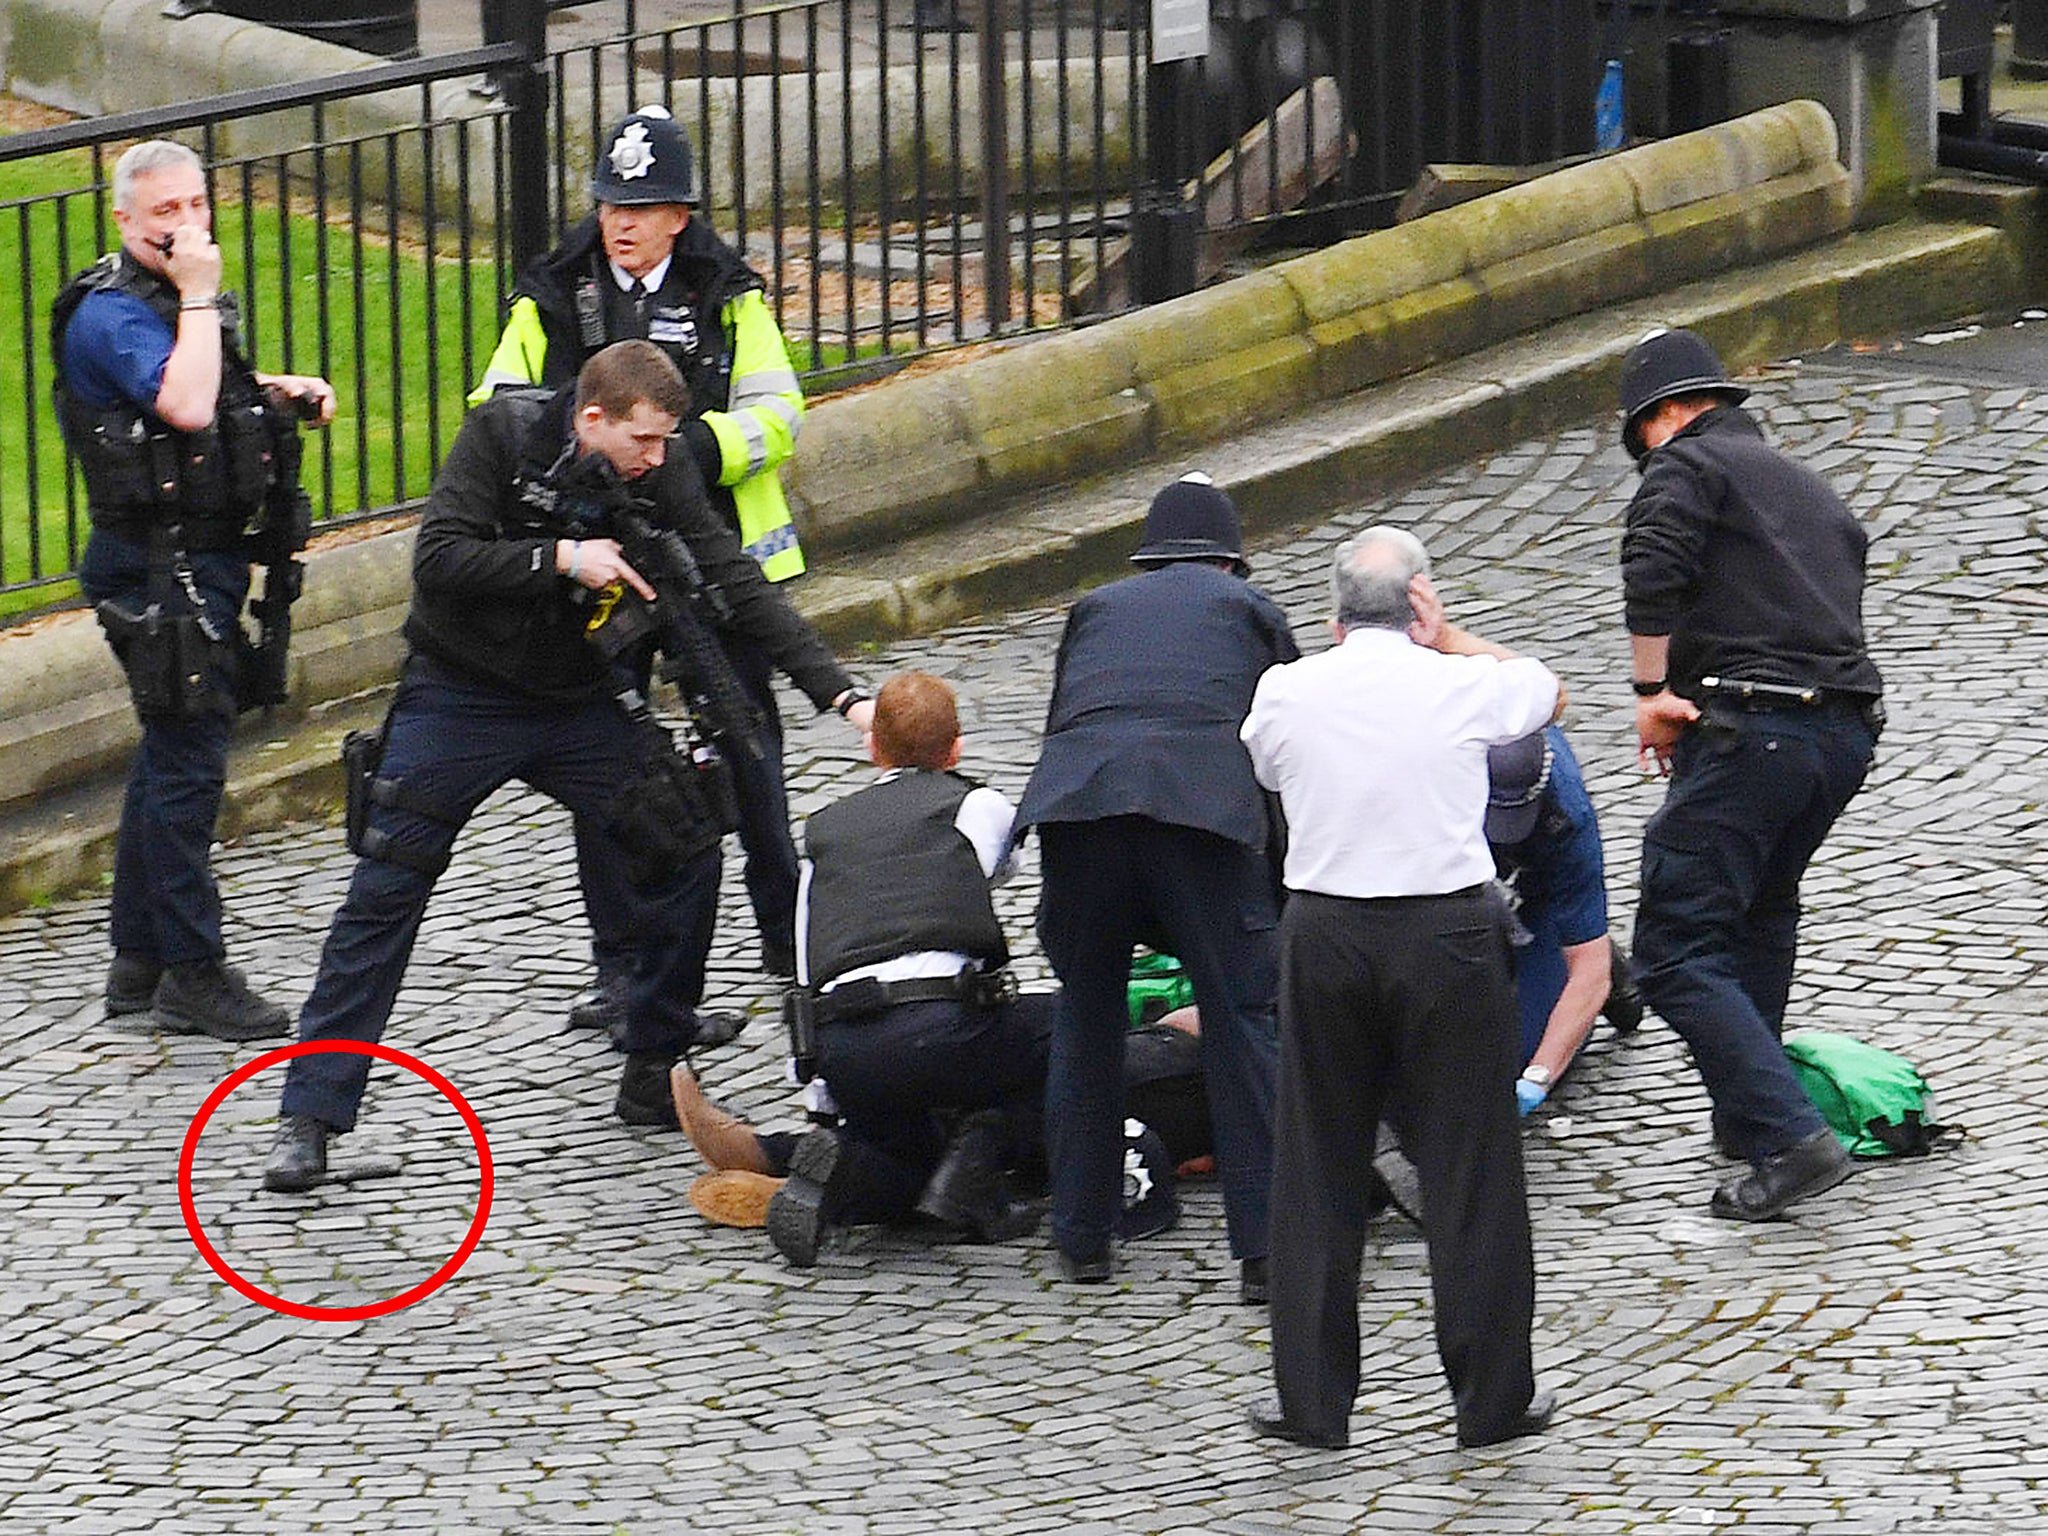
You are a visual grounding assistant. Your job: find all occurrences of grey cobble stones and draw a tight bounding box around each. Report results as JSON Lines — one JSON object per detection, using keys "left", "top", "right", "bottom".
{"left": 0, "top": 345, "right": 2043, "bottom": 1532}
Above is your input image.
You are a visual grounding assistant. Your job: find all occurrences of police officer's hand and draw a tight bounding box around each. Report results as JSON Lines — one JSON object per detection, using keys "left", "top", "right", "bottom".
{"left": 164, "top": 225, "right": 223, "bottom": 302}
{"left": 260, "top": 374, "right": 338, "bottom": 428}
{"left": 1636, "top": 691, "right": 1699, "bottom": 776}
{"left": 556, "top": 537, "right": 655, "bottom": 600}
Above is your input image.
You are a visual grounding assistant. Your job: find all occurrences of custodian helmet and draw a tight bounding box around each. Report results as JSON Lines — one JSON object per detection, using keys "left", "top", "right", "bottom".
{"left": 591, "top": 105, "right": 699, "bottom": 207}
{"left": 1618, "top": 328, "right": 1749, "bottom": 460}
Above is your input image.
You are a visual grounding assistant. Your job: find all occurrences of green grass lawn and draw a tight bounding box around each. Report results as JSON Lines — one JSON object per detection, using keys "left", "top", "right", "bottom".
{"left": 0, "top": 152, "right": 511, "bottom": 617}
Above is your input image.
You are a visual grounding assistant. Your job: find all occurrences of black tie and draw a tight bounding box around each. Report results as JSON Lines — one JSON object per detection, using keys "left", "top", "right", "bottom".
{"left": 628, "top": 278, "right": 650, "bottom": 327}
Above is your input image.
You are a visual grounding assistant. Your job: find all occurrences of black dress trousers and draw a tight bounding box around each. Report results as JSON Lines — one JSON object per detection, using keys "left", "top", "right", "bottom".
{"left": 1267, "top": 886, "right": 1537, "bottom": 1446}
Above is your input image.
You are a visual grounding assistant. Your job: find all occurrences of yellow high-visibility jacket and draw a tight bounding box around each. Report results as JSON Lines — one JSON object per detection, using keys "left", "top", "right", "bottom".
{"left": 470, "top": 215, "right": 805, "bottom": 581}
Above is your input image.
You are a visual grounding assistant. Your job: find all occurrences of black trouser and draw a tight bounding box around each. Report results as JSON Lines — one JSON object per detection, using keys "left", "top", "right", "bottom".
{"left": 1268, "top": 887, "right": 1536, "bottom": 1446}
{"left": 1037, "top": 817, "right": 1280, "bottom": 1263}
{"left": 78, "top": 532, "right": 248, "bottom": 968}
{"left": 281, "top": 660, "right": 719, "bottom": 1132}
{"left": 1633, "top": 701, "right": 1876, "bottom": 1164}
{"left": 814, "top": 992, "right": 1057, "bottom": 1223}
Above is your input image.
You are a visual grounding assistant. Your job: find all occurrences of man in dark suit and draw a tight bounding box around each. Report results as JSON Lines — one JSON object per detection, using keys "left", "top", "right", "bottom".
{"left": 1016, "top": 474, "right": 1296, "bottom": 1296}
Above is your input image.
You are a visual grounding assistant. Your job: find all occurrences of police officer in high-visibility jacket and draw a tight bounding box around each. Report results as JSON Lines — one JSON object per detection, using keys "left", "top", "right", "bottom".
{"left": 472, "top": 105, "right": 816, "bottom": 1020}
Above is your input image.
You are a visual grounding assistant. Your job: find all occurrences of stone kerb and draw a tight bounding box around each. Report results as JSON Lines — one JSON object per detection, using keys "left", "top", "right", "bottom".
{"left": 787, "top": 101, "right": 1853, "bottom": 556}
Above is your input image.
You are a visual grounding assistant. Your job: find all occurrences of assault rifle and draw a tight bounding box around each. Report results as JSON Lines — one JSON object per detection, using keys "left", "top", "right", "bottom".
{"left": 237, "top": 394, "right": 317, "bottom": 710}
{"left": 584, "top": 499, "right": 763, "bottom": 764}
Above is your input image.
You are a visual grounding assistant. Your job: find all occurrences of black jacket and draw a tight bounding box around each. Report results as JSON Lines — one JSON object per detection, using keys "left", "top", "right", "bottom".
{"left": 1622, "top": 405, "right": 1882, "bottom": 699}
{"left": 1017, "top": 561, "right": 1300, "bottom": 850}
{"left": 403, "top": 388, "right": 850, "bottom": 706}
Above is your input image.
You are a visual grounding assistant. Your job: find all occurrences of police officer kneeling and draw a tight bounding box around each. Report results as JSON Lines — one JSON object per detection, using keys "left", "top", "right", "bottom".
{"left": 264, "top": 340, "right": 868, "bottom": 1192}
{"left": 767, "top": 671, "right": 1055, "bottom": 1267}
{"left": 55, "top": 139, "right": 335, "bottom": 1041}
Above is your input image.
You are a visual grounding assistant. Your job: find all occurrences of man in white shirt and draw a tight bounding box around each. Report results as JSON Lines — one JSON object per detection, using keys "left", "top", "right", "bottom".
{"left": 1239, "top": 526, "right": 1563, "bottom": 1452}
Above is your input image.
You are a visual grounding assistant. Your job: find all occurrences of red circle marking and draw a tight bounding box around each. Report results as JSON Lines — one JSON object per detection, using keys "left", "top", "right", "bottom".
{"left": 177, "top": 1041, "right": 494, "bottom": 1320}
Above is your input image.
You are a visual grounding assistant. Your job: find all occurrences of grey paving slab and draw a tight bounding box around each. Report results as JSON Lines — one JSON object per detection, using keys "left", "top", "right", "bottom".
{"left": 1, "top": 345, "right": 2044, "bottom": 1533}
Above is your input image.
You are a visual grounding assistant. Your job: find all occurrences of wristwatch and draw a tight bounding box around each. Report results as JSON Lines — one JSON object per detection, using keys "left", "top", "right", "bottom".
{"left": 1519, "top": 1063, "right": 1554, "bottom": 1088}
{"left": 1631, "top": 678, "right": 1668, "bottom": 697}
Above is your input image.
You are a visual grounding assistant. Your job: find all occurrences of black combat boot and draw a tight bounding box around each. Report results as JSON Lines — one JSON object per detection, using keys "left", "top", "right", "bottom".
{"left": 105, "top": 952, "right": 163, "bottom": 1018}
{"left": 153, "top": 960, "right": 291, "bottom": 1042}
{"left": 915, "top": 1110, "right": 1042, "bottom": 1243}
{"left": 264, "top": 1114, "right": 332, "bottom": 1193}
{"left": 767, "top": 1128, "right": 856, "bottom": 1267}
{"left": 615, "top": 1053, "right": 682, "bottom": 1128}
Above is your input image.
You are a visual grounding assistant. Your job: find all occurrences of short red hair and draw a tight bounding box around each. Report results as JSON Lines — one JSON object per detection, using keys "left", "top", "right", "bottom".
{"left": 870, "top": 671, "right": 959, "bottom": 770}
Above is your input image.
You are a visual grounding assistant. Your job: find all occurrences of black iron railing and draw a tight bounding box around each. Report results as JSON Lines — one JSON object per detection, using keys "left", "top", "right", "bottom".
{"left": 0, "top": 46, "right": 525, "bottom": 613}
{"left": 1, "top": 0, "right": 1599, "bottom": 615}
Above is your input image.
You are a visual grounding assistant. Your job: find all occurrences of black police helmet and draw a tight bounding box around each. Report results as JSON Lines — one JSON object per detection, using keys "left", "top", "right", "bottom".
{"left": 1618, "top": 328, "right": 1748, "bottom": 460}
{"left": 591, "top": 105, "right": 699, "bottom": 208}
{"left": 1117, "top": 1120, "right": 1180, "bottom": 1241}
{"left": 1485, "top": 728, "right": 1554, "bottom": 847}
{"left": 1131, "top": 472, "right": 1247, "bottom": 573}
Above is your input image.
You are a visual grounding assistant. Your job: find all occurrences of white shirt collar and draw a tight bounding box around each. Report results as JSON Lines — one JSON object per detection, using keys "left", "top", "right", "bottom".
{"left": 608, "top": 254, "right": 671, "bottom": 293}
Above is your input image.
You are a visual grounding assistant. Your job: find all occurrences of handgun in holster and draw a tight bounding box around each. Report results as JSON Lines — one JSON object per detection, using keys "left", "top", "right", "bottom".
{"left": 783, "top": 986, "right": 820, "bottom": 1084}
{"left": 341, "top": 724, "right": 385, "bottom": 858}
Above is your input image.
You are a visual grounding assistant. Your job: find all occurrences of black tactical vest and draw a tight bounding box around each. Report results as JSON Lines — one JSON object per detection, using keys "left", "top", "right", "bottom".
{"left": 803, "top": 770, "right": 1010, "bottom": 988}
{"left": 51, "top": 252, "right": 281, "bottom": 546}
{"left": 570, "top": 251, "right": 733, "bottom": 418}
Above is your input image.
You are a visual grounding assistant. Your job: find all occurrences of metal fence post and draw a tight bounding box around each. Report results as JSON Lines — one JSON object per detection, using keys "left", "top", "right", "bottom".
{"left": 980, "top": 0, "right": 1012, "bottom": 332}
{"left": 1667, "top": 0, "right": 1730, "bottom": 134}
{"left": 1130, "top": 0, "right": 1201, "bottom": 303}
{"left": 493, "top": 0, "right": 553, "bottom": 275}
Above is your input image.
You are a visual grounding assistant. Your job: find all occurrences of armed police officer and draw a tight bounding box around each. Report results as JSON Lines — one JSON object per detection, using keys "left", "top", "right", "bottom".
{"left": 472, "top": 106, "right": 812, "bottom": 1029}
{"left": 264, "top": 341, "right": 868, "bottom": 1193}
{"left": 1618, "top": 328, "right": 1884, "bottom": 1223}
{"left": 55, "top": 139, "right": 334, "bottom": 1042}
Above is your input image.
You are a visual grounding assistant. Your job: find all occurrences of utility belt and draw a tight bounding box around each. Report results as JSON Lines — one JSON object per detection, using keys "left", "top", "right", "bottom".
{"left": 782, "top": 966, "right": 1017, "bottom": 1082}
{"left": 1697, "top": 675, "right": 1885, "bottom": 737}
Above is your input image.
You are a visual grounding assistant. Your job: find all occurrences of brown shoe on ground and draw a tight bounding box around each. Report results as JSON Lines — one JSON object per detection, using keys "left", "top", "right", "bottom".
{"left": 669, "top": 1062, "right": 775, "bottom": 1174}
{"left": 689, "top": 1170, "right": 784, "bottom": 1229}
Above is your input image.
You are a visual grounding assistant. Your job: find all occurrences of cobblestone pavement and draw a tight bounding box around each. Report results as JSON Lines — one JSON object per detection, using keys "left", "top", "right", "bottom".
{"left": 3, "top": 343, "right": 2044, "bottom": 1535}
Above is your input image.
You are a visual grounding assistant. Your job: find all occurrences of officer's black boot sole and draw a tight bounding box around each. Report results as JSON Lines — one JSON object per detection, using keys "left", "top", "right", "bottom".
{"left": 767, "top": 1129, "right": 849, "bottom": 1268}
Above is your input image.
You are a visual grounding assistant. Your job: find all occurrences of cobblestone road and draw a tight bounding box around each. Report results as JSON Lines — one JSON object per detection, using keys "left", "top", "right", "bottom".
{"left": 3, "top": 344, "right": 2044, "bottom": 1534}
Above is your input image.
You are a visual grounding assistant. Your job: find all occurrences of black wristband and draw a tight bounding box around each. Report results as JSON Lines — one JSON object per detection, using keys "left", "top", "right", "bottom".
{"left": 833, "top": 689, "right": 870, "bottom": 718}
{"left": 1631, "top": 678, "right": 1668, "bottom": 697}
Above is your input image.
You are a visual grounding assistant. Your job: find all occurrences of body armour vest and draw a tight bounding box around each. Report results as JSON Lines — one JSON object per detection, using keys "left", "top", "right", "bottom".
{"left": 803, "top": 770, "right": 1010, "bottom": 989}
{"left": 51, "top": 252, "right": 279, "bottom": 544}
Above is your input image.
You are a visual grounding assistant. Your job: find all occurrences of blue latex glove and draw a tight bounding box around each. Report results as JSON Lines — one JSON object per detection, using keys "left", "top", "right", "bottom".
{"left": 1515, "top": 1075, "right": 1549, "bottom": 1116}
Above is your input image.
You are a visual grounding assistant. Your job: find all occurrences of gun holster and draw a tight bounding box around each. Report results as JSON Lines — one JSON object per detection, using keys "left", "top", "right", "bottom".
{"left": 95, "top": 597, "right": 219, "bottom": 721}
{"left": 600, "top": 741, "right": 739, "bottom": 889}
{"left": 341, "top": 713, "right": 457, "bottom": 877}
{"left": 782, "top": 986, "right": 819, "bottom": 1084}
{"left": 341, "top": 726, "right": 385, "bottom": 858}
